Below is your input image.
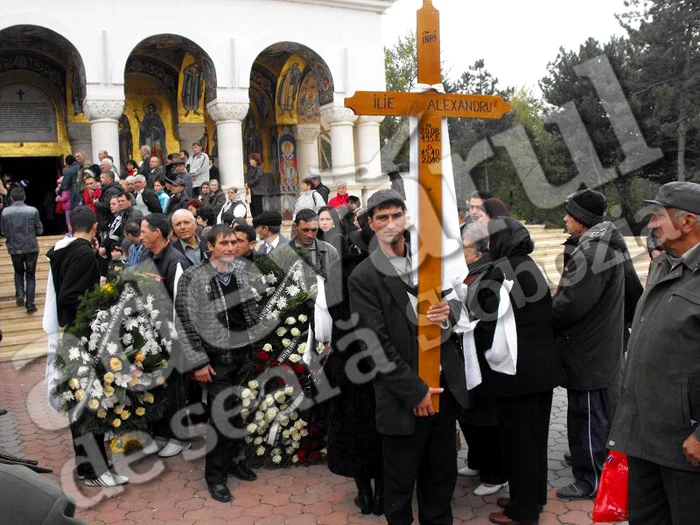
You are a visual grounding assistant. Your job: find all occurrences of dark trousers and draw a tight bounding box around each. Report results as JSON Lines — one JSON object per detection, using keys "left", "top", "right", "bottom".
{"left": 628, "top": 455, "right": 700, "bottom": 525}
{"left": 457, "top": 421, "right": 506, "bottom": 485}
{"left": 567, "top": 388, "right": 613, "bottom": 492}
{"left": 70, "top": 425, "right": 108, "bottom": 479}
{"left": 496, "top": 390, "right": 553, "bottom": 523}
{"left": 11, "top": 252, "right": 38, "bottom": 305}
{"left": 250, "top": 195, "right": 263, "bottom": 219}
{"left": 153, "top": 369, "right": 188, "bottom": 444}
{"left": 205, "top": 363, "right": 245, "bottom": 485}
{"left": 382, "top": 390, "right": 457, "bottom": 525}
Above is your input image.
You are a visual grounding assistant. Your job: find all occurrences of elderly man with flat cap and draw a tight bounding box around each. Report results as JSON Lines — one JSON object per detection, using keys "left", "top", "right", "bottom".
{"left": 253, "top": 211, "right": 288, "bottom": 256}
{"left": 164, "top": 175, "right": 190, "bottom": 217}
{"left": 608, "top": 182, "right": 700, "bottom": 525}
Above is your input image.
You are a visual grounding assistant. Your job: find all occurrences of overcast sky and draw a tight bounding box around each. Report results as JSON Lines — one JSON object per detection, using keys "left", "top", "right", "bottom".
{"left": 381, "top": 0, "right": 629, "bottom": 95}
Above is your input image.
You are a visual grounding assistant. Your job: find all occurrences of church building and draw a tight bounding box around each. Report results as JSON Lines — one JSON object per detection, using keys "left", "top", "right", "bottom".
{"left": 0, "top": 0, "right": 395, "bottom": 222}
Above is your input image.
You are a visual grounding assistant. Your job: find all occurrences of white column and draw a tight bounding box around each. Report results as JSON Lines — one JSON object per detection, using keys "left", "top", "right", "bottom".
{"left": 355, "top": 115, "right": 384, "bottom": 184}
{"left": 83, "top": 99, "right": 124, "bottom": 169}
{"left": 206, "top": 99, "right": 249, "bottom": 189}
{"left": 294, "top": 124, "right": 322, "bottom": 181}
{"left": 66, "top": 123, "right": 93, "bottom": 159}
{"left": 321, "top": 106, "right": 357, "bottom": 186}
{"left": 177, "top": 123, "right": 205, "bottom": 153}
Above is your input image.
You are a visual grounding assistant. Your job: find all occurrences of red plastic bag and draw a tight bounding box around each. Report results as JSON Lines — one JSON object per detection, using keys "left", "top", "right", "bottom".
{"left": 592, "top": 451, "right": 628, "bottom": 522}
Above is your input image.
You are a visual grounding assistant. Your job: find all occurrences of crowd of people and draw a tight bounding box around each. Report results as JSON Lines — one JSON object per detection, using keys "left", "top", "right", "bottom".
{"left": 1, "top": 142, "right": 698, "bottom": 525}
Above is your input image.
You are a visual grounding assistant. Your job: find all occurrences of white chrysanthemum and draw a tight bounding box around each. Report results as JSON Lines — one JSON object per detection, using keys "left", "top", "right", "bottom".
{"left": 241, "top": 409, "right": 249, "bottom": 419}
{"left": 291, "top": 432, "right": 301, "bottom": 442}
{"left": 241, "top": 388, "right": 252, "bottom": 399}
{"left": 275, "top": 327, "right": 287, "bottom": 337}
{"left": 245, "top": 436, "right": 253, "bottom": 444}
{"left": 68, "top": 347, "right": 80, "bottom": 361}
{"left": 106, "top": 343, "right": 118, "bottom": 355}
{"left": 248, "top": 380, "right": 259, "bottom": 389}
{"left": 282, "top": 430, "right": 290, "bottom": 439}
{"left": 272, "top": 455, "right": 282, "bottom": 464}
{"left": 256, "top": 446, "right": 265, "bottom": 456}
{"left": 281, "top": 338, "right": 291, "bottom": 348}
{"left": 265, "top": 394, "right": 274, "bottom": 405}
{"left": 290, "top": 411, "right": 299, "bottom": 421}
{"left": 300, "top": 429, "right": 309, "bottom": 437}
{"left": 316, "top": 342, "right": 325, "bottom": 354}
{"left": 265, "top": 408, "right": 278, "bottom": 422}
{"left": 294, "top": 420, "right": 305, "bottom": 430}
{"left": 123, "top": 318, "right": 138, "bottom": 331}
{"left": 80, "top": 351, "right": 91, "bottom": 363}
{"left": 246, "top": 423, "right": 258, "bottom": 434}
{"left": 90, "top": 320, "right": 101, "bottom": 332}
{"left": 263, "top": 344, "right": 273, "bottom": 352}
{"left": 280, "top": 416, "right": 290, "bottom": 427}
{"left": 298, "top": 314, "right": 308, "bottom": 323}
{"left": 320, "top": 448, "right": 328, "bottom": 456}
{"left": 274, "top": 391, "right": 286, "bottom": 404}
{"left": 90, "top": 380, "right": 104, "bottom": 398}
{"left": 265, "top": 287, "right": 276, "bottom": 295}
{"left": 290, "top": 328, "right": 301, "bottom": 338}
{"left": 79, "top": 377, "right": 89, "bottom": 390}
{"left": 255, "top": 411, "right": 264, "bottom": 421}
{"left": 114, "top": 374, "right": 130, "bottom": 388}
{"left": 266, "top": 273, "right": 277, "bottom": 284}
{"left": 77, "top": 366, "right": 89, "bottom": 376}
{"left": 123, "top": 307, "right": 132, "bottom": 317}
{"left": 285, "top": 317, "right": 296, "bottom": 326}
{"left": 289, "top": 354, "right": 301, "bottom": 363}
{"left": 284, "top": 385, "right": 294, "bottom": 395}
{"left": 242, "top": 399, "right": 251, "bottom": 407}
{"left": 292, "top": 455, "right": 299, "bottom": 463}
{"left": 276, "top": 297, "right": 288, "bottom": 310}
{"left": 122, "top": 333, "right": 133, "bottom": 345}
{"left": 254, "top": 436, "right": 263, "bottom": 445}
{"left": 155, "top": 321, "right": 162, "bottom": 331}
{"left": 60, "top": 391, "right": 74, "bottom": 401}
{"left": 150, "top": 309, "right": 160, "bottom": 320}
{"left": 286, "top": 285, "right": 300, "bottom": 297}
{"left": 297, "top": 343, "right": 307, "bottom": 355}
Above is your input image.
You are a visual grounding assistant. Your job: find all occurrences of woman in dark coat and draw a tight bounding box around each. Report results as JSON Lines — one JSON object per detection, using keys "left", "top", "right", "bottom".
{"left": 470, "top": 217, "right": 563, "bottom": 525}
{"left": 325, "top": 210, "right": 383, "bottom": 516}
{"left": 244, "top": 153, "right": 264, "bottom": 218}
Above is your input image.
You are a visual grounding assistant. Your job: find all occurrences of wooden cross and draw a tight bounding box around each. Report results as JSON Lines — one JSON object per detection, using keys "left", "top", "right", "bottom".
{"left": 16, "top": 89, "right": 25, "bottom": 101}
{"left": 345, "top": 0, "right": 510, "bottom": 411}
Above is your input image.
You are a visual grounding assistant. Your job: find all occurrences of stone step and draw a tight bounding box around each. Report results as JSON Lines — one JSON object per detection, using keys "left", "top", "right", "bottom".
{"left": 0, "top": 296, "right": 45, "bottom": 309}
{"left": 0, "top": 305, "right": 44, "bottom": 320}
{"left": 0, "top": 281, "right": 47, "bottom": 297}
{"left": 1, "top": 315, "right": 43, "bottom": 335}
{"left": 0, "top": 339, "right": 48, "bottom": 364}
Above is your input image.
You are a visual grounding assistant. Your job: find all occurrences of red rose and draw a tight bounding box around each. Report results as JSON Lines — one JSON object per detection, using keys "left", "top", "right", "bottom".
{"left": 270, "top": 360, "right": 280, "bottom": 367}
{"left": 296, "top": 450, "right": 307, "bottom": 461}
{"left": 309, "top": 451, "right": 321, "bottom": 462}
{"left": 255, "top": 364, "right": 264, "bottom": 374}
{"left": 276, "top": 378, "right": 286, "bottom": 387}
{"left": 293, "top": 364, "right": 306, "bottom": 375}
{"left": 257, "top": 351, "right": 270, "bottom": 362}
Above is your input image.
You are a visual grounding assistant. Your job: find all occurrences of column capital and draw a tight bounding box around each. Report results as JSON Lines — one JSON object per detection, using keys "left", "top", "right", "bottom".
{"left": 294, "top": 124, "right": 322, "bottom": 143}
{"left": 356, "top": 115, "right": 385, "bottom": 126}
{"left": 321, "top": 106, "right": 358, "bottom": 126}
{"left": 206, "top": 99, "right": 249, "bottom": 123}
{"left": 83, "top": 99, "right": 124, "bottom": 121}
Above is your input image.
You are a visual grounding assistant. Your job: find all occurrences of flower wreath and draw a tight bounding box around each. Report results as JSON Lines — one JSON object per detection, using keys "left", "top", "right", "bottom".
{"left": 52, "top": 273, "right": 172, "bottom": 436}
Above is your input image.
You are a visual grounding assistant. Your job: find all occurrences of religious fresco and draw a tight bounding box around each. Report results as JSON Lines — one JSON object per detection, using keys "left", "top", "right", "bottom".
{"left": 276, "top": 57, "right": 305, "bottom": 124}
{"left": 118, "top": 114, "right": 133, "bottom": 168}
{"left": 263, "top": 42, "right": 334, "bottom": 105}
{"left": 178, "top": 52, "right": 205, "bottom": 122}
{"left": 123, "top": 75, "right": 179, "bottom": 164}
{"left": 277, "top": 126, "right": 298, "bottom": 193}
{"left": 297, "top": 72, "right": 320, "bottom": 124}
{"left": 126, "top": 56, "right": 178, "bottom": 98}
{"left": 0, "top": 52, "right": 64, "bottom": 95}
{"left": 243, "top": 112, "right": 263, "bottom": 162}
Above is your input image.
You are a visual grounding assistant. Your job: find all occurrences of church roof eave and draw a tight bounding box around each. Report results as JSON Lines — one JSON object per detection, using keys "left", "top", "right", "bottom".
{"left": 276, "top": 0, "right": 397, "bottom": 14}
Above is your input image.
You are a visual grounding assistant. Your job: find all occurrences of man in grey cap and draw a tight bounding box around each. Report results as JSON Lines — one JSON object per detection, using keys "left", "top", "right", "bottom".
{"left": 253, "top": 211, "right": 288, "bottom": 256}
{"left": 608, "top": 181, "right": 700, "bottom": 524}
{"left": 552, "top": 188, "right": 641, "bottom": 500}
{"left": 348, "top": 189, "right": 469, "bottom": 525}
{"left": 164, "top": 175, "right": 189, "bottom": 217}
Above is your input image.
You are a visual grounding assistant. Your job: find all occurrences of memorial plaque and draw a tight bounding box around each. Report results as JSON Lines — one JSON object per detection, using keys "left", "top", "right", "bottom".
{"left": 0, "top": 83, "right": 57, "bottom": 143}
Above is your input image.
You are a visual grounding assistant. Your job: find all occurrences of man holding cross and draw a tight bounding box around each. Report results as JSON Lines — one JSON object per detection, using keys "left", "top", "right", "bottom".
{"left": 349, "top": 190, "right": 469, "bottom": 524}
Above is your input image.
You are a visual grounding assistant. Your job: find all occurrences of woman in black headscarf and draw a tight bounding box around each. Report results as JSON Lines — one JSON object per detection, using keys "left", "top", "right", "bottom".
{"left": 468, "top": 217, "right": 563, "bottom": 525}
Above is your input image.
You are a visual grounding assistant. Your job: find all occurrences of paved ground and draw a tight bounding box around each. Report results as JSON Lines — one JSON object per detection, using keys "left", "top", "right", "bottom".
{"left": 0, "top": 357, "right": 621, "bottom": 525}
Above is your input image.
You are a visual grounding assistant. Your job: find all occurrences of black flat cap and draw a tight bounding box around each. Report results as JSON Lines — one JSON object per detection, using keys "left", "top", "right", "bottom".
{"left": 644, "top": 182, "right": 700, "bottom": 214}
{"left": 252, "top": 211, "right": 282, "bottom": 227}
{"left": 367, "top": 189, "right": 405, "bottom": 214}
{"left": 166, "top": 175, "right": 186, "bottom": 187}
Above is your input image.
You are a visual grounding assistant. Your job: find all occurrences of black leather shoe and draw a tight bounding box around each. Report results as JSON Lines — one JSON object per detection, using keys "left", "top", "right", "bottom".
{"left": 563, "top": 453, "right": 573, "bottom": 466}
{"left": 208, "top": 483, "right": 232, "bottom": 503}
{"left": 0, "top": 409, "right": 7, "bottom": 417}
{"left": 229, "top": 462, "right": 257, "bottom": 481}
{"left": 16, "top": 296, "right": 24, "bottom": 307}
{"left": 26, "top": 305, "right": 37, "bottom": 314}
{"left": 372, "top": 477, "right": 383, "bottom": 516}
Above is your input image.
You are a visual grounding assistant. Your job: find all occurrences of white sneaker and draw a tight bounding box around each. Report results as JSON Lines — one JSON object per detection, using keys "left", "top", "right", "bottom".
{"left": 457, "top": 466, "right": 480, "bottom": 476}
{"left": 84, "top": 471, "right": 129, "bottom": 487}
{"left": 473, "top": 482, "right": 508, "bottom": 496}
{"left": 157, "top": 440, "right": 192, "bottom": 458}
{"left": 140, "top": 440, "right": 162, "bottom": 455}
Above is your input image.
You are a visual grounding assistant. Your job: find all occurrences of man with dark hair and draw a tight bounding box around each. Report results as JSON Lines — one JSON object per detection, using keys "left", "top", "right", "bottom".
{"left": 290, "top": 209, "right": 339, "bottom": 275}
{"left": 139, "top": 213, "right": 191, "bottom": 459}
{"left": 310, "top": 174, "right": 330, "bottom": 203}
{"left": 165, "top": 174, "right": 190, "bottom": 216}
{"left": 347, "top": 195, "right": 362, "bottom": 214}
{"left": 46, "top": 206, "right": 128, "bottom": 487}
{"left": 552, "top": 189, "right": 639, "bottom": 500}
{"left": 1, "top": 187, "right": 43, "bottom": 312}
{"left": 348, "top": 189, "right": 469, "bottom": 525}
{"left": 467, "top": 190, "right": 492, "bottom": 225}
{"left": 233, "top": 223, "right": 256, "bottom": 259}
{"left": 176, "top": 224, "right": 259, "bottom": 502}
{"left": 94, "top": 170, "right": 123, "bottom": 232}
{"left": 253, "top": 211, "right": 287, "bottom": 256}
{"left": 123, "top": 221, "right": 146, "bottom": 268}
